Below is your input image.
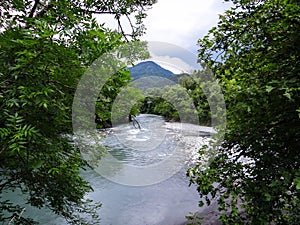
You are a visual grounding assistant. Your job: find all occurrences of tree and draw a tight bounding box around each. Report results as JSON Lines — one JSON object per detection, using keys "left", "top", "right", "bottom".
{"left": 140, "top": 67, "right": 216, "bottom": 125}
{"left": 141, "top": 87, "right": 179, "bottom": 121}
{"left": 0, "top": 0, "right": 156, "bottom": 224}
{"left": 188, "top": 1, "right": 300, "bottom": 224}
{"left": 95, "top": 42, "right": 150, "bottom": 128}
{"left": 179, "top": 67, "right": 221, "bottom": 126}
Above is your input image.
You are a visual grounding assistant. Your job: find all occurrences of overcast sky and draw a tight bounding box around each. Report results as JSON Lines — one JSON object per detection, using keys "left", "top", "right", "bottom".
{"left": 141, "top": 0, "right": 231, "bottom": 72}
{"left": 142, "top": 0, "right": 231, "bottom": 54}
{"left": 96, "top": 0, "right": 231, "bottom": 72}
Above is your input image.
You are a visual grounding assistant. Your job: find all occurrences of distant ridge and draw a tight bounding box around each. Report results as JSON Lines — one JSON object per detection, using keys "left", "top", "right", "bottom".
{"left": 129, "top": 61, "right": 174, "bottom": 81}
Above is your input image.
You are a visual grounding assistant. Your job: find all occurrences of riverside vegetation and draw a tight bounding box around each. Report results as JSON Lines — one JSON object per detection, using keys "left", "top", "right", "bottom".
{"left": 188, "top": 0, "right": 300, "bottom": 224}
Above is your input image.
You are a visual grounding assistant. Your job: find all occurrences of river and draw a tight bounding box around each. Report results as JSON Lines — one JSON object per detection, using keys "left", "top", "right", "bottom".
{"left": 6, "top": 114, "right": 215, "bottom": 225}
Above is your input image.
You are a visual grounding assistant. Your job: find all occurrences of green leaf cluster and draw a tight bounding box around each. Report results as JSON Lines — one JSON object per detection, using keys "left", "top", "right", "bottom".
{"left": 139, "top": 67, "right": 219, "bottom": 125}
{"left": 188, "top": 1, "right": 300, "bottom": 224}
{"left": 0, "top": 0, "right": 156, "bottom": 224}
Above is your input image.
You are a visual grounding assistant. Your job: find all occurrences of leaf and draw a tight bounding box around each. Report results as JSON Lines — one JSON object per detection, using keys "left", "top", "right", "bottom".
{"left": 48, "top": 168, "right": 60, "bottom": 175}
{"left": 0, "top": 128, "right": 10, "bottom": 138}
{"left": 283, "top": 92, "right": 291, "bottom": 100}
{"left": 264, "top": 193, "right": 272, "bottom": 201}
{"left": 266, "top": 85, "right": 274, "bottom": 93}
{"left": 294, "top": 178, "right": 300, "bottom": 190}
{"left": 297, "top": 108, "right": 300, "bottom": 119}
{"left": 198, "top": 201, "right": 204, "bottom": 207}
{"left": 31, "top": 160, "right": 44, "bottom": 171}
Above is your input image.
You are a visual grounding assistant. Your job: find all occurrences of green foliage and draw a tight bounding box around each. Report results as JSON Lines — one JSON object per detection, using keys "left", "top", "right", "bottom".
{"left": 140, "top": 67, "right": 216, "bottom": 125}
{"left": 95, "top": 69, "right": 133, "bottom": 128}
{"left": 0, "top": 26, "right": 100, "bottom": 225}
{"left": 111, "top": 85, "right": 145, "bottom": 126}
{"left": 188, "top": 0, "right": 300, "bottom": 224}
{"left": 141, "top": 95, "right": 179, "bottom": 122}
{"left": 179, "top": 67, "right": 222, "bottom": 126}
{"left": 0, "top": 0, "right": 156, "bottom": 224}
{"left": 141, "top": 84, "right": 198, "bottom": 122}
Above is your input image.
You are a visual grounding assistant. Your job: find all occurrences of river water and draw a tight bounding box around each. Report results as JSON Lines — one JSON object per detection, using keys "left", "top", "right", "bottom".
{"left": 7, "top": 114, "right": 215, "bottom": 225}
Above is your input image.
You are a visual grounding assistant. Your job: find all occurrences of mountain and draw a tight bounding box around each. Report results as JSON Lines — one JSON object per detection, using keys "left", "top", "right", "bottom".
{"left": 128, "top": 61, "right": 189, "bottom": 91}
{"left": 129, "top": 61, "right": 174, "bottom": 80}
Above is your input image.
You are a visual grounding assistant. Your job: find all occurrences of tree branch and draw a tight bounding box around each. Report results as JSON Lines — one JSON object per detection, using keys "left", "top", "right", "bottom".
{"left": 82, "top": 10, "right": 118, "bottom": 15}
{"left": 35, "top": 3, "right": 53, "bottom": 19}
{"left": 28, "top": 0, "right": 40, "bottom": 18}
{"left": 126, "top": 14, "right": 135, "bottom": 35}
{"left": 50, "top": 80, "right": 75, "bottom": 91}
{"left": 117, "top": 16, "right": 129, "bottom": 42}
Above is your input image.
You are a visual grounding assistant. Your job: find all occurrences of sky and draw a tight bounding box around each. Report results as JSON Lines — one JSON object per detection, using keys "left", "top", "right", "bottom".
{"left": 142, "top": 0, "right": 231, "bottom": 54}
{"left": 96, "top": 0, "right": 231, "bottom": 73}
{"left": 141, "top": 0, "right": 231, "bottom": 73}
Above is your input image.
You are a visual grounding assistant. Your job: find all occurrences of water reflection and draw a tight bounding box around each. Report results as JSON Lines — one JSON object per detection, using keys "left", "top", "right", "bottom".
{"left": 12, "top": 114, "right": 214, "bottom": 225}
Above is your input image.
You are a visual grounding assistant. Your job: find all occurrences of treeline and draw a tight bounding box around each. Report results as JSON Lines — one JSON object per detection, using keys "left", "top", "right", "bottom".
{"left": 139, "top": 69, "right": 215, "bottom": 125}
{"left": 97, "top": 67, "right": 219, "bottom": 128}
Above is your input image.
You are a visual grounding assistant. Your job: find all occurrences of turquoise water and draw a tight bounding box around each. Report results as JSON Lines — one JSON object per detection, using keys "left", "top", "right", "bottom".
{"left": 7, "top": 114, "right": 211, "bottom": 225}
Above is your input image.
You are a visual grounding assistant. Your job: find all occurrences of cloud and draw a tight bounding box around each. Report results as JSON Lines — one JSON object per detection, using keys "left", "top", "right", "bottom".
{"left": 142, "top": 0, "right": 231, "bottom": 54}
{"left": 95, "top": 1, "right": 231, "bottom": 65}
{"left": 150, "top": 55, "right": 195, "bottom": 74}
{"left": 133, "top": 41, "right": 202, "bottom": 74}
{"left": 147, "top": 41, "right": 201, "bottom": 73}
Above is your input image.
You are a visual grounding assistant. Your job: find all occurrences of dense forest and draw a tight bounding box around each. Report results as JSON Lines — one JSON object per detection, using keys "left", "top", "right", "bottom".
{"left": 0, "top": 0, "right": 299, "bottom": 225}
{"left": 126, "top": 61, "right": 213, "bottom": 125}
{"left": 138, "top": 68, "right": 213, "bottom": 125}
